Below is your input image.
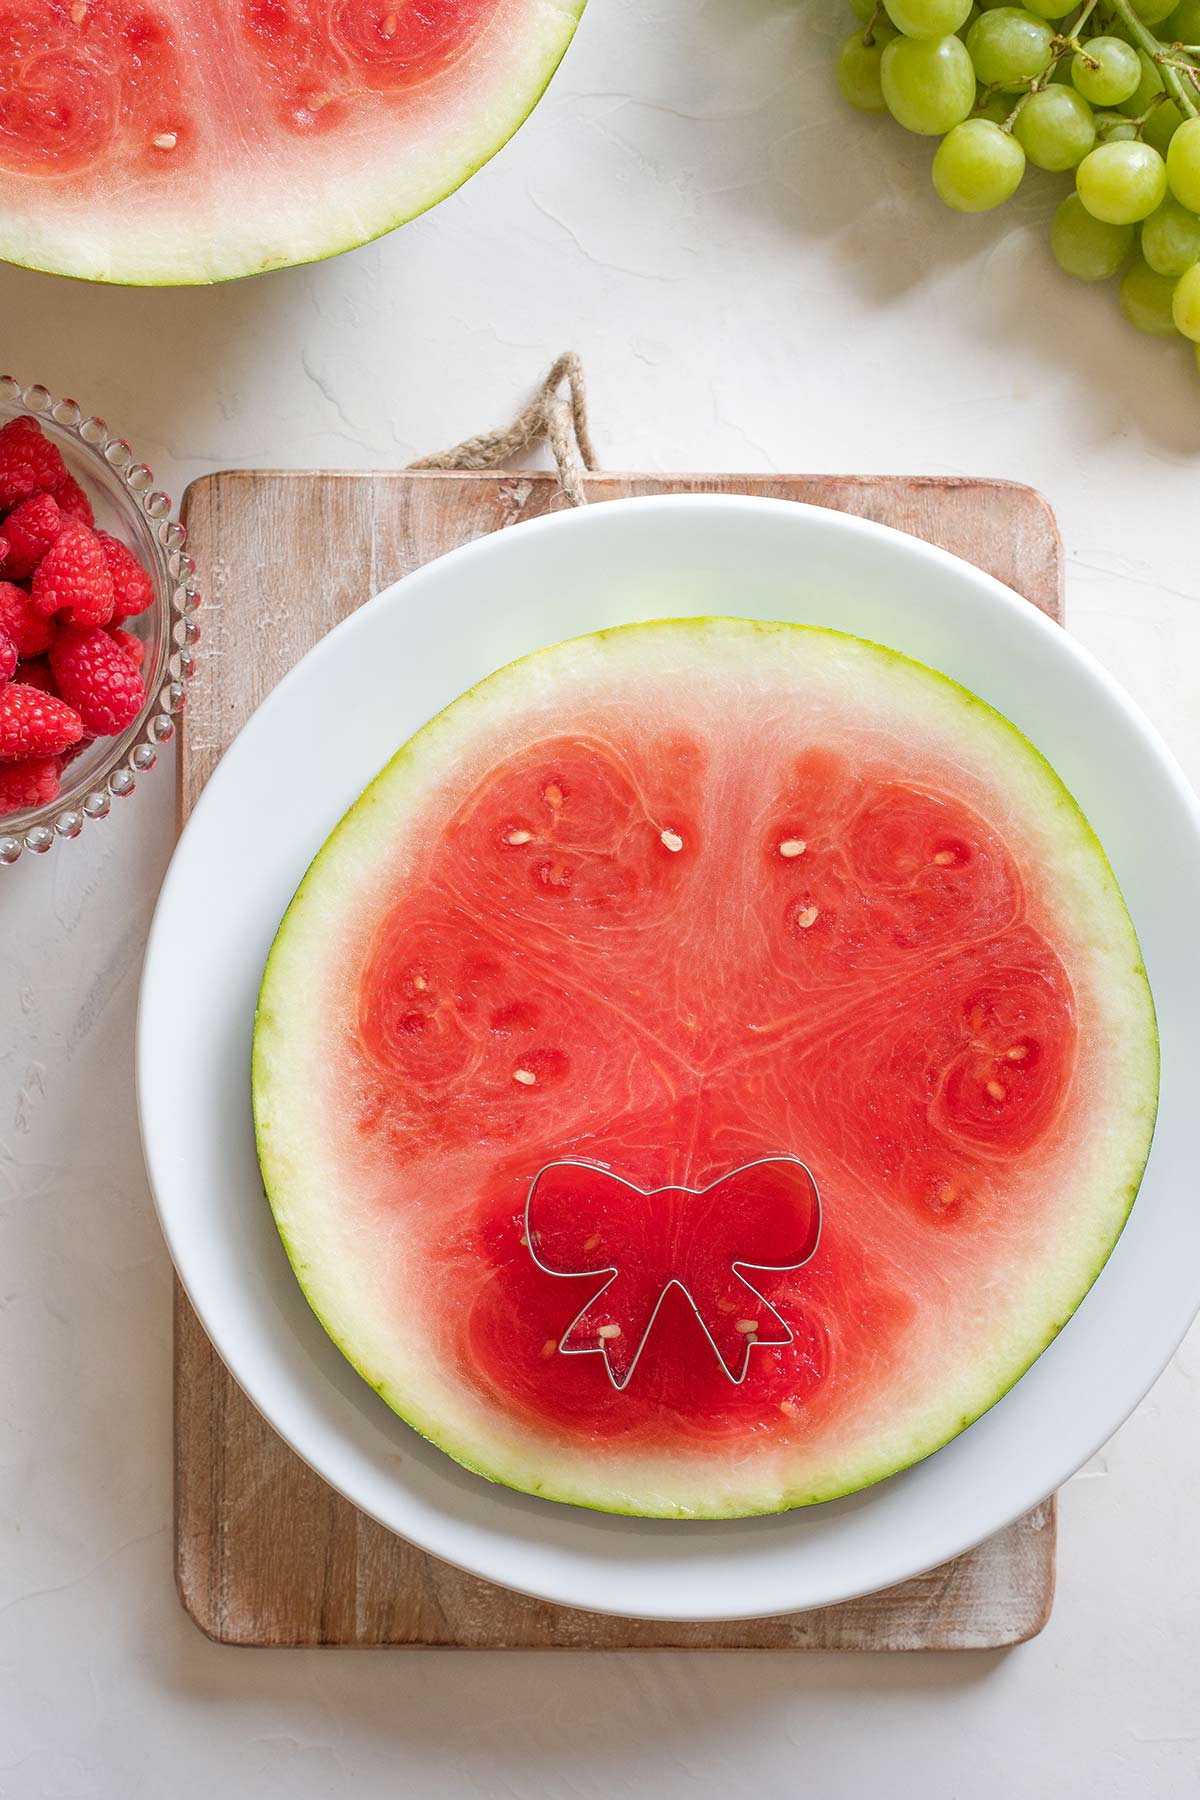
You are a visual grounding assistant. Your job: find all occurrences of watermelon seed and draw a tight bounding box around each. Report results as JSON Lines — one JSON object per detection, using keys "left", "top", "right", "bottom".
{"left": 779, "top": 838, "right": 807, "bottom": 858}
{"left": 70, "top": 0, "right": 87, "bottom": 22}
{"left": 583, "top": 1233, "right": 601, "bottom": 1251}
{"left": 736, "top": 1318, "right": 759, "bottom": 1334}
{"left": 382, "top": 11, "right": 398, "bottom": 35}
{"left": 506, "top": 829, "right": 532, "bottom": 845}
{"left": 986, "top": 1079, "right": 1006, "bottom": 1101}
{"left": 413, "top": 974, "right": 427, "bottom": 991}
{"left": 660, "top": 828, "right": 684, "bottom": 853}
{"left": 717, "top": 1298, "right": 736, "bottom": 1313}
{"left": 932, "top": 849, "right": 956, "bottom": 866}
{"left": 513, "top": 1068, "right": 537, "bottom": 1086}
{"left": 153, "top": 131, "right": 178, "bottom": 152}
{"left": 306, "top": 91, "right": 333, "bottom": 112}
{"left": 544, "top": 783, "right": 564, "bottom": 810}
{"left": 795, "top": 906, "right": 819, "bottom": 930}
{"left": 779, "top": 1399, "right": 798, "bottom": 1417}
{"left": 598, "top": 1323, "right": 622, "bottom": 1339}
{"left": 540, "top": 1338, "right": 558, "bottom": 1359}
{"left": 1005, "top": 1044, "right": 1028, "bottom": 1061}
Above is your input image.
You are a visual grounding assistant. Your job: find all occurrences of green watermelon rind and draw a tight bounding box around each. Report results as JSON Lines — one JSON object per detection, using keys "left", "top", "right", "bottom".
{"left": 0, "top": 2, "right": 586, "bottom": 287}
{"left": 253, "top": 617, "right": 1159, "bottom": 1520}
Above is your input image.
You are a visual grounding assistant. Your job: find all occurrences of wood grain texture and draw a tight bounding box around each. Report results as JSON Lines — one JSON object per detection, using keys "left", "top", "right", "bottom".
{"left": 175, "top": 470, "right": 1063, "bottom": 1651}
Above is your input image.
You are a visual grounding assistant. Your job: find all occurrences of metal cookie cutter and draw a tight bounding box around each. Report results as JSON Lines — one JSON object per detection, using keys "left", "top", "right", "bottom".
{"left": 524, "top": 1155, "right": 822, "bottom": 1391}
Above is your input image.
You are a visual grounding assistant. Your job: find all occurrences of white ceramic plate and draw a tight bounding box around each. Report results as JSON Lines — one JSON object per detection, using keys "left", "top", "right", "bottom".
{"left": 138, "top": 495, "right": 1200, "bottom": 1622}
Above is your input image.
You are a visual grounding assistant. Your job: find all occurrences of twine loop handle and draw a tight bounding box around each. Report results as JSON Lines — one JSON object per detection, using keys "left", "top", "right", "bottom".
{"left": 407, "top": 352, "right": 597, "bottom": 507}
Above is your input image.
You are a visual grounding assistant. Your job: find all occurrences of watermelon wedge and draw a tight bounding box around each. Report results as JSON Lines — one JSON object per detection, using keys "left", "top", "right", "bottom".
{"left": 0, "top": 1, "right": 585, "bottom": 285}
{"left": 253, "top": 619, "right": 1158, "bottom": 1519}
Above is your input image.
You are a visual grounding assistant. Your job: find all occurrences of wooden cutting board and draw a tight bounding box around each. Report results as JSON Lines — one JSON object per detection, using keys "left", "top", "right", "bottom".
{"left": 176, "top": 469, "right": 1061, "bottom": 1651}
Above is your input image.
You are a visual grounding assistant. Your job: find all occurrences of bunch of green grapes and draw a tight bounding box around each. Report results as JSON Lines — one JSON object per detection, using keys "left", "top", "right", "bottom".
{"left": 837, "top": 0, "right": 1200, "bottom": 372}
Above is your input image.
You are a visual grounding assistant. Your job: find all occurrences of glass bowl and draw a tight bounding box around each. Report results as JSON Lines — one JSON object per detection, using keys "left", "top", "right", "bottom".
{"left": 0, "top": 378, "right": 199, "bottom": 862}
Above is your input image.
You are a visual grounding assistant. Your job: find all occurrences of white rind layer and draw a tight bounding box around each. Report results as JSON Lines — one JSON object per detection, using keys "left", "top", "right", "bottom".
{"left": 254, "top": 619, "right": 1159, "bottom": 1518}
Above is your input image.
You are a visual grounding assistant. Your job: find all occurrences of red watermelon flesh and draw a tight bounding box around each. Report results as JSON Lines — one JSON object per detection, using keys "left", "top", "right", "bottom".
{"left": 253, "top": 620, "right": 1157, "bottom": 1517}
{"left": 0, "top": 0, "right": 585, "bottom": 283}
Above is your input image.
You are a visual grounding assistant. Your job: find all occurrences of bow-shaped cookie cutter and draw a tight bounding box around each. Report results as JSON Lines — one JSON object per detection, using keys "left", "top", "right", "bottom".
{"left": 524, "top": 1155, "right": 822, "bottom": 1390}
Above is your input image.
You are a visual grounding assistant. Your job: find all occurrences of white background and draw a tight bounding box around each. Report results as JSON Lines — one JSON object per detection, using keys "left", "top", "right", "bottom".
{"left": 2, "top": 1, "right": 1198, "bottom": 1794}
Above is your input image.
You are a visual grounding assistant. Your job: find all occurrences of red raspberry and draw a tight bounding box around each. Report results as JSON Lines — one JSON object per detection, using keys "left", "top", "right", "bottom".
{"left": 0, "top": 581, "right": 52, "bottom": 659}
{"left": 50, "top": 625, "right": 145, "bottom": 736}
{"left": 0, "top": 629, "right": 15, "bottom": 683}
{"left": 0, "top": 417, "right": 67, "bottom": 509}
{"left": 55, "top": 473, "right": 94, "bottom": 527}
{"left": 97, "top": 532, "right": 154, "bottom": 620}
{"left": 61, "top": 704, "right": 98, "bottom": 757}
{"left": 15, "top": 658, "right": 56, "bottom": 694}
{"left": 1, "top": 492, "right": 62, "bottom": 579}
{"left": 0, "top": 681, "right": 83, "bottom": 759}
{"left": 31, "top": 520, "right": 114, "bottom": 625}
{"left": 106, "top": 626, "right": 145, "bottom": 669}
{"left": 0, "top": 754, "right": 61, "bottom": 816}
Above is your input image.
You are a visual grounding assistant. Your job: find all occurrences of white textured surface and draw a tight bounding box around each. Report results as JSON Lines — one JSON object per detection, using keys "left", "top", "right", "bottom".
{"left": 0, "top": 0, "right": 1197, "bottom": 1793}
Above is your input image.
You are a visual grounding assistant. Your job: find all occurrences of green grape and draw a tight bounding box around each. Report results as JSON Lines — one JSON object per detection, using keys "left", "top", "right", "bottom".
{"left": 1077, "top": 140, "right": 1169, "bottom": 222}
{"left": 885, "top": 0, "right": 973, "bottom": 37}
{"left": 1173, "top": 261, "right": 1200, "bottom": 338}
{"left": 849, "top": 0, "right": 879, "bottom": 22}
{"left": 1120, "top": 257, "right": 1181, "bottom": 333}
{"left": 1132, "top": 0, "right": 1178, "bottom": 23}
{"left": 1099, "top": 119, "right": 1140, "bottom": 141}
{"left": 966, "top": 9, "right": 1054, "bottom": 91}
{"left": 881, "top": 33, "right": 977, "bottom": 133}
{"left": 1050, "top": 193, "right": 1135, "bottom": 277}
{"left": 974, "top": 93, "right": 1011, "bottom": 121}
{"left": 957, "top": 4, "right": 982, "bottom": 37}
{"left": 838, "top": 26, "right": 899, "bottom": 111}
{"left": 1165, "top": 0, "right": 1200, "bottom": 40}
{"left": 1120, "top": 54, "right": 1164, "bottom": 120}
{"left": 1022, "top": 0, "right": 1073, "bottom": 14}
{"left": 1070, "top": 37, "right": 1141, "bottom": 107}
{"left": 1141, "top": 197, "right": 1200, "bottom": 273}
{"left": 933, "top": 117, "right": 1027, "bottom": 207}
{"left": 1014, "top": 86, "right": 1096, "bottom": 169}
{"left": 1167, "top": 117, "right": 1200, "bottom": 211}
{"left": 1144, "top": 100, "right": 1184, "bottom": 157}
{"left": 1195, "top": 340, "right": 1200, "bottom": 376}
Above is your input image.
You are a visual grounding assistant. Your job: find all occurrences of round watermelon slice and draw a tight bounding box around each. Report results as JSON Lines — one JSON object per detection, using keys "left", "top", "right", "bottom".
{"left": 0, "top": 1, "right": 584, "bottom": 284}
{"left": 253, "top": 619, "right": 1158, "bottom": 1518}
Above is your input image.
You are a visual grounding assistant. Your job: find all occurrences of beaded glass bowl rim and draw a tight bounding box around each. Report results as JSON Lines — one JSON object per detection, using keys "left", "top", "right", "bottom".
{"left": 0, "top": 377, "right": 199, "bottom": 863}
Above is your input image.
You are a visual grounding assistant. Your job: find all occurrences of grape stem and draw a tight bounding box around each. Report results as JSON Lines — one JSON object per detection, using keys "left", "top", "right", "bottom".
{"left": 1160, "top": 56, "right": 1200, "bottom": 83}
{"left": 1069, "top": 0, "right": 1103, "bottom": 39}
{"left": 997, "top": 12, "right": 1098, "bottom": 131}
{"left": 995, "top": 0, "right": 1104, "bottom": 132}
{"left": 1103, "top": 0, "right": 1200, "bottom": 118}
{"left": 861, "top": 1, "right": 884, "bottom": 48}
{"left": 1094, "top": 91, "right": 1173, "bottom": 130}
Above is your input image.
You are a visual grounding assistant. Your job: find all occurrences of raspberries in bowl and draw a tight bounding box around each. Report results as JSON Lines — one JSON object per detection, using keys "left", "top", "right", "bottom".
{"left": 0, "top": 381, "right": 199, "bottom": 860}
